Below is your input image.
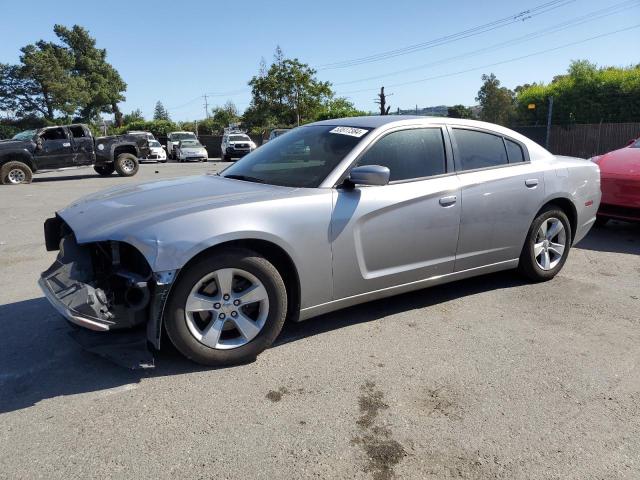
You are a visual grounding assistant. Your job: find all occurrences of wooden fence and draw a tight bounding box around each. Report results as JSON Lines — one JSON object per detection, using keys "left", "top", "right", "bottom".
{"left": 513, "top": 123, "right": 640, "bottom": 158}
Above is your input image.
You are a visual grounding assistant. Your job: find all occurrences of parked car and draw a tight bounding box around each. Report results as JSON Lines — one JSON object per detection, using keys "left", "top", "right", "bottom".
{"left": 39, "top": 116, "right": 600, "bottom": 366}
{"left": 266, "top": 128, "right": 290, "bottom": 143}
{"left": 590, "top": 137, "right": 640, "bottom": 225}
{"left": 221, "top": 132, "right": 256, "bottom": 161}
{"left": 128, "top": 130, "right": 156, "bottom": 141}
{"left": 175, "top": 139, "right": 208, "bottom": 162}
{"left": 0, "top": 124, "right": 149, "bottom": 184}
{"left": 142, "top": 140, "right": 167, "bottom": 163}
{"left": 167, "top": 131, "right": 198, "bottom": 160}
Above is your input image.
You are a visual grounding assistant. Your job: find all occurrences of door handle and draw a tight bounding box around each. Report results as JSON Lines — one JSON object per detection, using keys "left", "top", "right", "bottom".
{"left": 525, "top": 178, "right": 539, "bottom": 188}
{"left": 439, "top": 195, "right": 457, "bottom": 207}
{"left": 63, "top": 142, "right": 71, "bottom": 147}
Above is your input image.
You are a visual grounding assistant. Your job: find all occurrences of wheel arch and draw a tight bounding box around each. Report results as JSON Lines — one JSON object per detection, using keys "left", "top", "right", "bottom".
{"left": 113, "top": 143, "right": 138, "bottom": 159}
{"left": 179, "top": 239, "right": 301, "bottom": 323}
{"left": 535, "top": 197, "right": 578, "bottom": 244}
{"left": 0, "top": 152, "right": 36, "bottom": 172}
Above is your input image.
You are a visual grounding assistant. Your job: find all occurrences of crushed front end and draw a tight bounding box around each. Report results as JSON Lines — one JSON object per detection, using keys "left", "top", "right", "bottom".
{"left": 39, "top": 216, "right": 177, "bottom": 367}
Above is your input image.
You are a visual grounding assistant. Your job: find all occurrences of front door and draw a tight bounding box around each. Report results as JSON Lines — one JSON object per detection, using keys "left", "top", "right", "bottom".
{"left": 331, "top": 127, "right": 461, "bottom": 300}
{"left": 34, "top": 127, "right": 74, "bottom": 169}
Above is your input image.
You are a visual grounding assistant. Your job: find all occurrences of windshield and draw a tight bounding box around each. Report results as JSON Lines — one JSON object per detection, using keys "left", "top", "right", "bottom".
{"left": 12, "top": 129, "right": 36, "bottom": 141}
{"left": 230, "top": 135, "right": 250, "bottom": 142}
{"left": 149, "top": 140, "right": 161, "bottom": 147}
{"left": 221, "top": 125, "right": 371, "bottom": 188}
{"left": 172, "top": 133, "right": 196, "bottom": 141}
{"left": 181, "top": 140, "right": 202, "bottom": 147}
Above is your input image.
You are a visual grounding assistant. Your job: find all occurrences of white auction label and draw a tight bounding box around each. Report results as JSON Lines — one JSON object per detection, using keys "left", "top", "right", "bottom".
{"left": 329, "top": 126, "right": 368, "bottom": 138}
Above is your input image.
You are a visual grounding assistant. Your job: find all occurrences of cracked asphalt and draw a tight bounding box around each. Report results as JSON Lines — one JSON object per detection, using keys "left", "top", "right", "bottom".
{"left": 1, "top": 162, "right": 639, "bottom": 479}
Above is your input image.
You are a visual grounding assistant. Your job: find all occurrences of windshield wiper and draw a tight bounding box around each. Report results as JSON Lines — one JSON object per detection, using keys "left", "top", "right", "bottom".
{"left": 223, "top": 174, "right": 266, "bottom": 184}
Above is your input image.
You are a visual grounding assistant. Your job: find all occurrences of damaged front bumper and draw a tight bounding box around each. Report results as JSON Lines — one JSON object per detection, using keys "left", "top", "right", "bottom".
{"left": 40, "top": 217, "right": 178, "bottom": 353}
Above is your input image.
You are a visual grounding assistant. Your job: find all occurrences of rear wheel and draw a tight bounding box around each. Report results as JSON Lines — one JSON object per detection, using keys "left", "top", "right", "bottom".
{"left": 94, "top": 164, "right": 115, "bottom": 176}
{"left": 1, "top": 161, "right": 33, "bottom": 185}
{"left": 164, "top": 248, "right": 287, "bottom": 366}
{"left": 518, "top": 206, "right": 572, "bottom": 282}
{"left": 114, "top": 153, "right": 139, "bottom": 177}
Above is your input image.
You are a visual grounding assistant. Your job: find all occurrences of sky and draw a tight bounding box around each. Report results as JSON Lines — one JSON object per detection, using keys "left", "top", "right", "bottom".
{"left": 1, "top": 0, "right": 639, "bottom": 121}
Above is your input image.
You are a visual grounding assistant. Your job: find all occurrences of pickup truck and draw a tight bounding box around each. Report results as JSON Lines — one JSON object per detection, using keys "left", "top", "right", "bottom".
{"left": 0, "top": 124, "right": 150, "bottom": 185}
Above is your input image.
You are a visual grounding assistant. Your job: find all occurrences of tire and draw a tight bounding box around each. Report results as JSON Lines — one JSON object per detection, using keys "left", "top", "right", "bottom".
{"left": 114, "top": 153, "right": 139, "bottom": 177}
{"left": 1, "top": 161, "right": 33, "bottom": 185}
{"left": 594, "top": 216, "right": 609, "bottom": 228}
{"left": 159, "top": 159, "right": 168, "bottom": 163}
{"left": 223, "top": 154, "right": 231, "bottom": 161}
{"left": 518, "top": 206, "right": 572, "bottom": 282}
{"left": 164, "top": 248, "right": 287, "bottom": 366}
{"left": 94, "top": 164, "right": 115, "bottom": 176}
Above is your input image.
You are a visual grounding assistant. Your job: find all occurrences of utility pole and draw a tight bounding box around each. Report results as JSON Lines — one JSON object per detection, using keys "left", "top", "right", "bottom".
{"left": 203, "top": 94, "right": 210, "bottom": 119}
{"left": 375, "top": 87, "right": 391, "bottom": 115}
{"left": 545, "top": 96, "right": 554, "bottom": 150}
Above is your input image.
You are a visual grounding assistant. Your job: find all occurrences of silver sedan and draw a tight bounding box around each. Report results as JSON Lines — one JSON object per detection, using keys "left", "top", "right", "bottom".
{"left": 39, "top": 116, "right": 601, "bottom": 366}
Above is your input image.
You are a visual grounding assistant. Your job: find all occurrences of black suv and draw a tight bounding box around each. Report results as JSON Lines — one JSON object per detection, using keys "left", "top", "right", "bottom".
{"left": 0, "top": 124, "right": 150, "bottom": 185}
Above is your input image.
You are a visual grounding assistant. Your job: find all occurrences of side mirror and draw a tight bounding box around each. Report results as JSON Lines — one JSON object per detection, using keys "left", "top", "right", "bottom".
{"left": 162, "top": 145, "right": 167, "bottom": 150}
{"left": 35, "top": 137, "right": 43, "bottom": 151}
{"left": 347, "top": 165, "right": 390, "bottom": 187}
{"left": 627, "top": 138, "right": 636, "bottom": 146}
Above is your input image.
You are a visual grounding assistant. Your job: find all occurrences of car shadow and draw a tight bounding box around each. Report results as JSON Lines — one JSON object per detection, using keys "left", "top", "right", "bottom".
{"left": 1, "top": 224, "right": 634, "bottom": 414}
{"left": 0, "top": 271, "right": 526, "bottom": 415}
{"left": 33, "top": 174, "right": 111, "bottom": 183}
{"left": 575, "top": 220, "right": 640, "bottom": 255}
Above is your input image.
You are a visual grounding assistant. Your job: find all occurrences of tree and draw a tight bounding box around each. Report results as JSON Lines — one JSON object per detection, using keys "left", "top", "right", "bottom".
{"left": 447, "top": 104, "right": 474, "bottom": 119}
{"left": 53, "top": 25, "right": 127, "bottom": 125}
{"left": 314, "top": 97, "right": 367, "bottom": 121}
{"left": 476, "top": 73, "right": 514, "bottom": 125}
{"left": 153, "top": 101, "right": 170, "bottom": 121}
{"left": 375, "top": 87, "right": 391, "bottom": 115}
{"left": 0, "top": 25, "right": 126, "bottom": 124}
{"left": 211, "top": 100, "right": 239, "bottom": 128}
{"left": 123, "top": 108, "right": 144, "bottom": 124}
{"left": 514, "top": 60, "right": 640, "bottom": 125}
{"left": 244, "top": 47, "right": 333, "bottom": 129}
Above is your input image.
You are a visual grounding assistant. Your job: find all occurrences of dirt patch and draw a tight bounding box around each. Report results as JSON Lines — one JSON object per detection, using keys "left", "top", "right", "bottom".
{"left": 353, "top": 381, "right": 406, "bottom": 480}
{"left": 265, "top": 386, "right": 289, "bottom": 402}
{"left": 422, "top": 386, "right": 462, "bottom": 420}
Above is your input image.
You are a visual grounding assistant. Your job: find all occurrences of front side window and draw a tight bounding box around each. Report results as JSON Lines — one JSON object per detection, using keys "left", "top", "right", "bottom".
{"left": 41, "top": 128, "right": 68, "bottom": 141}
{"left": 357, "top": 128, "right": 446, "bottom": 182}
{"left": 222, "top": 125, "right": 370, "bottom": 188}
{"left": 453, "top": 128, "right": 508, "bottom": 171}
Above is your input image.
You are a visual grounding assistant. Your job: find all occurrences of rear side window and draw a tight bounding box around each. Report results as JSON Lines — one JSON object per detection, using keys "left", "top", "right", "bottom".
{"left": 357, "top": 128, "right": 446, "bottom": 182}
{"left": 505, "top": 139, "right": 525, "bottom": 162}
{"left": 69, "top": 126, "right": 87, "bottom": 138}
{"left": 453, "top": 128, "right": 507, "bottom": 171}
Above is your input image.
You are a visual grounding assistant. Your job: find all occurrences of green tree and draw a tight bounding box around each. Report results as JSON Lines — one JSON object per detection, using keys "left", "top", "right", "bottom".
{"left": 244, "top": 47, "right": 333, "bottom": 129}
{"left": 53, "top": 25, "right": 127, "bottom": 125}
{"left": 211, "top": 100, "right": 239, "bottom": 129}
{"left": 476, "top": 73, "right": 514, "bottom": 125}
{"left": 447, "top": 104, "right": 474, "bottom": 119}
{"left": 123, "top": 108, "right": 144, "bottom": 124}
{"left": 514, "top": 60, "right": 640, "bottom": 125}
{"left": 314, "top": 97, "right": 366, "bottom": 121}
{"left": 153, "top": 101, "right": 170, "bottom": 121}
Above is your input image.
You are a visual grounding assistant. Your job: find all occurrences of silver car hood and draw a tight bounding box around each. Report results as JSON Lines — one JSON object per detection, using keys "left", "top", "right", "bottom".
{"left": 58, "top": 174, "right": 295, "bottom": 243}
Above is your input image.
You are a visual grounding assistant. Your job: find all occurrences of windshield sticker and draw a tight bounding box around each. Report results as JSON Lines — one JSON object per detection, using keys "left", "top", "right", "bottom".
{"left": 329, "top": 126, "right": 368, "bottom": 138}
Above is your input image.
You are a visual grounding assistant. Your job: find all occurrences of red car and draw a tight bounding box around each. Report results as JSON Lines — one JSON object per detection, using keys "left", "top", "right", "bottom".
{"left": 592, "top": 137, "right": 640, "bottom": 225}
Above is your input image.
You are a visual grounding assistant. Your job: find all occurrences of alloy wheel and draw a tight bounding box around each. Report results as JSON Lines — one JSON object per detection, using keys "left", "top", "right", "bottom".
{"left": 7, "top": 168, "right": 26, "bottom": 184}
{"left": 184, "top": 268, "right": 269, "bottom": 350}
{"left": 122, "top": 158, "right": 136, "bottom": 173}
{"left": 534, "top": 217, "right": 566, "bottom": 270}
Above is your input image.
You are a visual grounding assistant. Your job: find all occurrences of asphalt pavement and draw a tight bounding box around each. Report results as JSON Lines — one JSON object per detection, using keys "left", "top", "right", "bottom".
{"left": 0, "top": 162, "right": 639, "bottom": 479}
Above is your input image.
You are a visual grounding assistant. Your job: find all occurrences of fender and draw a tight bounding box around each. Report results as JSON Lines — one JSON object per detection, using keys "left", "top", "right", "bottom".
{"left": 0, "top": 149, "right": 36, "bottom": 172}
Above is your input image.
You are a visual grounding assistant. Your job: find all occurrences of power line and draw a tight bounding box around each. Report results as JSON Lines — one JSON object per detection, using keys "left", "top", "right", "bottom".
{"left": 336, "top": 24, "right": 640, "bottom": 96}
{"left": 318, "top": 0, "right": 576, "bottom": 69}
{"left": 333, "top": 0, "right": 640, "bottom": 87}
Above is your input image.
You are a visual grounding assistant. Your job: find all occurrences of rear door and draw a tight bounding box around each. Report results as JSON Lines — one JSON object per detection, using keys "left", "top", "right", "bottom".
{"left": 331, "top": 126, "right": 461, "bottom": 299}
{"left": 68, "top": 125, "right": 95, "bottom": 166}
{"left": 34, "top": 127, "right": 74, "bottom": 169}
{"left": 450, "top": 126, "right": 545, "bottom": 271}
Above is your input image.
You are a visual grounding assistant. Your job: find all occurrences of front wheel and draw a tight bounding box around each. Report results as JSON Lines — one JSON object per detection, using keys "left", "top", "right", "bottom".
{"left": 114, "top": 153, "right": 139, "bottom": 177}
{"left": 518, "top": 206, "right": 572, "bottom": 282}
{"left": 164, "top": 248, "right": 287, "bottom": 366}
{"left": 1, "top": 161, "right": 33, "bottom": 185}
